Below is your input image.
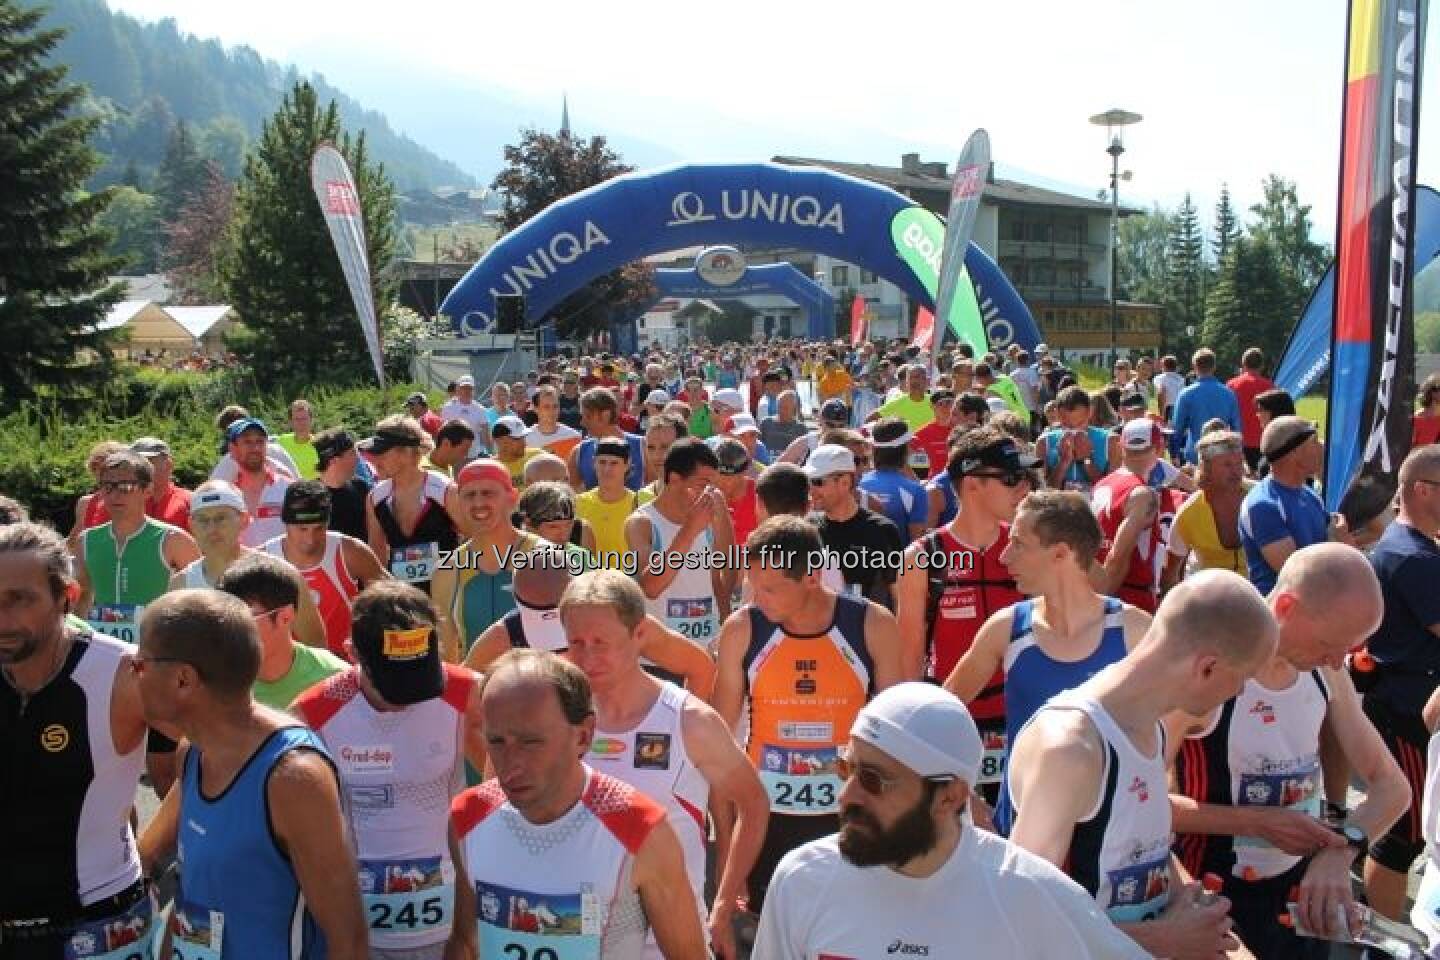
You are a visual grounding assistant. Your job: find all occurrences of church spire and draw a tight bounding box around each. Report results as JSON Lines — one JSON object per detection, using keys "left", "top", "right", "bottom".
{"left": 560, "top": 94, "right": 571, "bottom": 139}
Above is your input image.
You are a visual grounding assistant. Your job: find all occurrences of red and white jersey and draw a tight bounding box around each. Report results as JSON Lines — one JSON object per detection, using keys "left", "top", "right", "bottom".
{"left": 1092, "top": 468, "right": 1164, "bottom": 613}
{"left": 263, "top": 532, "right": 361, "bottom": 658}
{"left": 292, "top": 664, "right": 475, "bottom": 950}
{"left": 587, "top": 681, "right": 708, "bottom": 953}
{"left": 451, "top": 768, "right": 666, "bottom": 960}
{"left": 238, "top": 469, "right": 291, "bottom": 548}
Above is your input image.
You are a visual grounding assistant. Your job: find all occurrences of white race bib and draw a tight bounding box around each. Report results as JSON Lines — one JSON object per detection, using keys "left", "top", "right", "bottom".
{"left": 476, "top": 880, "right": 600, "bottom": 960}
{"left": 87, "top": 604, "right": 142, "bottom": 645}
{"left": 390, "top": 542, "right": 439, "bottom": 583}
{"left": 359, "top": 857, "right": 453, "bottom": 938}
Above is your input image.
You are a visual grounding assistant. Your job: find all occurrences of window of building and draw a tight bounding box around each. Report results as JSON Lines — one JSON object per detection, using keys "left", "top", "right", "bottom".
{"left": 831, "top": 265, "right": 850, "bottom": 286}
{"left": 860, "top": 269, "right": 877, "bottom": 284}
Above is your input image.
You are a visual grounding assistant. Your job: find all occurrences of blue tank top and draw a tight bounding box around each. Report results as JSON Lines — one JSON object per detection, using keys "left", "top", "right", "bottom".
{"left": 1040, "top": 426, "right": 1111, "bottom": 488}
{"left": 993, "top": 597, "right": 1128, "bottom": 835}
{"left": 174, "top": 727, "right": 333, "bottom": 959}
{"left": 925, "top": 473, "right": 957, "bottom": 527}
{"left": 576, "top": 432, "right": 645, "bottom": 490}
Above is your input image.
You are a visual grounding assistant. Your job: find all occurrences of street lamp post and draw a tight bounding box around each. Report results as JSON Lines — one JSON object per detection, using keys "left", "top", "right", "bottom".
{"left": 1089, "top": 109, "right": 1141, "bottom": 369}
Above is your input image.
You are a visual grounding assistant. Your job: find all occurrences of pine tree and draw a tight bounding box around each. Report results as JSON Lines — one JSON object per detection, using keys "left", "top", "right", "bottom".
{"left": 0, "top": 0, "right": 124, "bottom": 409}
{"left": 1202, "top": 235, "right": 1290, "bottom": 367}
{"left": 1248, "top": 174, "right": 1329, "bottom": 323}
{"left": 155, "top": 120, "right": 211, "bottom": 224}
{"left": 1213, "top": 185, "right": 1241, "bottom": 267}
{"left": 222, "top": 81, "right": 396, "bottom": 383}
{"left": 1166, "top": 193, "right": 1205, "bottom": 355}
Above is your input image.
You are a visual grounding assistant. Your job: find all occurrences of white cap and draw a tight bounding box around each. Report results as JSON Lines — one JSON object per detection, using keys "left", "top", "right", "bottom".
{"left": 726, "top": 413, "right": 760, "bottom": 435}
{"left": 871, "top": 428, "right": 913, "bottom": 449}
{"left": 492, "top": 415, "right": 532, "bottom": 439}
{"left": 1033, "top": 342, "right": 1050, "bottom": 354}
{"left": 851, "top": 682, "right": 981, "bottom": 785}
{"left": 1121, "top": 418, "right": 1162, "bottom": 451}
{"left": 646, "top": 389, "right": 672, "bottom": 406}
{"left": 712, "top": 388, "right": 745, "bottom": 411}
{"left": 804, "top": 444, "right": 857, "bottom": 478}
{"left": 191, "top": 486, "right": 247, "bottom": 515}
{"left": 457, "top": 375, "right": 475, "bottom": 387}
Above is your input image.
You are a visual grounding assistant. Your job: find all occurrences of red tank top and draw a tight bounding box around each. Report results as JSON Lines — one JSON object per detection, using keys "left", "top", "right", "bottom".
{"left": 265, "top": 533, "right": 360, "bottom": 657}
{"left": 82, "top": 493, "right": 110, "bottom": 530}
{"left": 1093, "top": 469, "right": 1163, "bottom": 612}
{"left": 728, "top": 477, "right": 758, "bottom": 549}
{"left": 922, "top": 525, "right": 1022, "bottom": 720}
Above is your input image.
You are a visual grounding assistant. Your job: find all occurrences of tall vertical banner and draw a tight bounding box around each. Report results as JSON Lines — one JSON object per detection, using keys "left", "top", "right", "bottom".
{"left": 1325, "top": 0, "right": 1426, "bottom": 509}
{"left": 310, "top": 144, "right": 385, "bottom": 388}
{"left": 911, "top": 307, "right": 936, "bottom": 350}
{"left": 934, "top": 130, "right": 992, "bottom": 357}
{"left": 850, "top": 293, "right": 867, "bottom": 346}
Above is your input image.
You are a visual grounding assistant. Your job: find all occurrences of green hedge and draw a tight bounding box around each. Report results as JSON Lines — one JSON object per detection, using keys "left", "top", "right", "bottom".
{"left": 1, "top": 367, "right": 435, "bottom": 530}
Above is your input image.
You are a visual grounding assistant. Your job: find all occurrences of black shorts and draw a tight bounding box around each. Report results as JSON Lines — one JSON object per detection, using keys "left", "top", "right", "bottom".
{"left": 1362, "top": 694, "right": 1430, "bottom": 872}
{"left": 745, "top": 812, "right": 837, "bottom": 914}
{"left": 1221, "top": 859, "right": 1327, "bottom": 960}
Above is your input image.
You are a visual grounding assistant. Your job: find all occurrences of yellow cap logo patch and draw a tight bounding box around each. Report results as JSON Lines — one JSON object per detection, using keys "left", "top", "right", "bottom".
{"left": 382, "top": 626, "right": 432, "bottom": 660}
{"left": 41, "top": 724, "right": 69, "bottom": 753}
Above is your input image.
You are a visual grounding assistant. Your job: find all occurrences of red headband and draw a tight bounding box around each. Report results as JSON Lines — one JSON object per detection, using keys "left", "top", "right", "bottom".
{"left": 457, "top": 459, "right": 515, "bottom": 491}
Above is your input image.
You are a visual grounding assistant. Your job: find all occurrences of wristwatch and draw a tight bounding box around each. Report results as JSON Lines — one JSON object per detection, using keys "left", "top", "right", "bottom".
{"left": 1333, "top": 822, "right": 1367, "bottom": 852}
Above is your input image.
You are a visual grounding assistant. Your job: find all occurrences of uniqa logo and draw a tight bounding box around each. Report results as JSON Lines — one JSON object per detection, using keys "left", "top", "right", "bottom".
{"left": 666, "top": 190, "right": 845, "bottom": 234}
{"left": 460, "top": 221, "right": 613, "bottom": 335}
{"left": 900, "top": 223, "right": 942, "bottom": 275}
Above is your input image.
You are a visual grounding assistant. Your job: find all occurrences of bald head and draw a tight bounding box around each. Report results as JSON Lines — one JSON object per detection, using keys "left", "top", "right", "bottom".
{"left": 523, "top": 452, "right": 569, "bottom": 486}
{"left": 513, "top": 557, "right": 574, "bottom": 609}
{"left": 1152, "top": 568, "right": 1277, "bottom": 668}
{"left": 1272, "top": 543, "right": 1383, "bottom": 669}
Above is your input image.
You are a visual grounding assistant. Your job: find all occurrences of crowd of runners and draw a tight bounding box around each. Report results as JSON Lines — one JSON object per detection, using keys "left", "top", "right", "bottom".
{"left": 9, "top": 335, "right": 1440, "bottom": 958}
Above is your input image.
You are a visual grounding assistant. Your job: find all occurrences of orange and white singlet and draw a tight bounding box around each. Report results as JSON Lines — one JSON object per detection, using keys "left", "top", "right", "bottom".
{"left": 263, "top": 532, "right": 360, "bottom": 658}
{"left": 742, "top": 593, "right": 874, "bottom": 816}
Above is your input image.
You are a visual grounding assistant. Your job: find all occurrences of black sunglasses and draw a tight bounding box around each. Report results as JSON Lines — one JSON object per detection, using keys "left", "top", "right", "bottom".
{"left": 966, "top": 470, "right": 1029, "bottom": 488}
{"left": 836, "top": 749, "right": 958, "bottom": 796}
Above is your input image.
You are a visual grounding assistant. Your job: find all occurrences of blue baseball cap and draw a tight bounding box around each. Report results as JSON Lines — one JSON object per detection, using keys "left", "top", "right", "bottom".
{"left": 225, "top": 418, "right": 269, "bottom": 443}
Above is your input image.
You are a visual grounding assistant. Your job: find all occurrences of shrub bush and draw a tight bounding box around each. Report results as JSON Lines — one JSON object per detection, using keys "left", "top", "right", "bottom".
{"left": 1, "top": 367, "right": 435, "bottom": 530}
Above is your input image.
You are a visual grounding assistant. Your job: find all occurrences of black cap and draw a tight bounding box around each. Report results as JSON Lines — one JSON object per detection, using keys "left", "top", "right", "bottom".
{"left": 820, "top": 399, "right": 850, "bottom": 424}
{"left": 360, "top": 425, "right": 423, "bottom": 455}
{"left": 312, "top": 429, "right": 356, "bottom": 462}
{"left": 353, "top": 622, "right": 445, "bottom": 706}
{"left": 281, "top": 482, "right": 331, "bottom": 525}
{"left": 1119, "top": 391, "right": 1148, "bottom": 410}
{"left": 954, "top": 437, "right": 1041, "bottom": 476}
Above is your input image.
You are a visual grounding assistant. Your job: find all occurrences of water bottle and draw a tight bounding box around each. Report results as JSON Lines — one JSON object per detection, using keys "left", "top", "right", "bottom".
{"left": 1283, "top": 901, "right": 1432, "bottom": 958}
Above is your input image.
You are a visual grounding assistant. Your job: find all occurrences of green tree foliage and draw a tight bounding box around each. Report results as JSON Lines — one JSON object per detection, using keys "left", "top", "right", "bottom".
{"left": 98, "top": 185, "right": 161, "bottom": 272}
{"left": 1416, "top": 311, "right": 1440, "bottom": 354}
{"left": 162, "top": 162, "right": 233, "bottom": 304}
{"left": 1166, "top": 193, "right": 1205, "bottom": 356}
{"left": 1213, "top": 186, "right": 1241, "bottom": 267}
{"left": 154, "top": 120, "right": 210, "bottom": 224}
{"left": 1247, "top": 174, "right": 1330, "bottom": 326}
{"left": 490, "top": 129, "right": 654, "bottom": 339}
{"left": 1202, "top": 235, "right": 1291, "bottom": 367}
{"left": 1117, "top": 205, "right": 1174, "bottom": 305}
{"left": 223, "top": 81, "right": 397, "bottom": 382}
{"left": 40, "top": 0, "right": 472, "bottom": 191}
{"left": 0, "top": 0, "right": 124, "bottom": 409}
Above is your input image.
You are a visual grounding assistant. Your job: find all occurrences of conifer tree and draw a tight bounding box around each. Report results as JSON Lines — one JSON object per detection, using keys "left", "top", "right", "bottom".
{"left": 0, "top": 0, "right": 124, "bottom": 409}
{"left": 222, "top": 81, "right": 396, "bottom": 382}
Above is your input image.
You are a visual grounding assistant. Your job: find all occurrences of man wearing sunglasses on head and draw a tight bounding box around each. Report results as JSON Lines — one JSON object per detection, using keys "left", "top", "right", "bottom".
{"left": 753, "top": 683, "right": 1147, "bottom": 959}
{"left": 75, "top": 451, "right": 200, "bottom": 648}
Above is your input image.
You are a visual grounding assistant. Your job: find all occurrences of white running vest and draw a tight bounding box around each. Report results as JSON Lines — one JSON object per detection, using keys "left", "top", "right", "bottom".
{"left": 1027, "top": 689, "right": 1173, "bottom": 924}
{"left": 177, "top": 557, "right": 214, "bottom": 589}
{"left": 587, "top": 682, "right": 709, "bottom": 956}
{"left": 1412, "top": 732, "right": 1440, "bottom": 943}
{"left": 453, "top": 769, "right": 665, "bottom": 960}
{"left": 292, "top": 665, "right": 472, "bottom": 950}
{"left": 1201, "top": 670, "right": 1329, "bottom": 879}
{"left": 636, "top": 501, "right": 718, "bottom": 650}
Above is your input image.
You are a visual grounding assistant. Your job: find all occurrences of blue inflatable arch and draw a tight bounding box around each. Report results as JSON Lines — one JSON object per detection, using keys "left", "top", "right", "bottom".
{"left": 647, "top": 263, "right": 836, "bottom": 340}
{"left": 441, "top": 161, "right": 1040, "bottom": 349}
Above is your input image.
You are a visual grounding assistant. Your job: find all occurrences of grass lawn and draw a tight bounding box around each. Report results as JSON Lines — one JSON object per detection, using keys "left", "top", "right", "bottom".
{"left": 1296, "top": 395, "right": 1327, "bottom": 434}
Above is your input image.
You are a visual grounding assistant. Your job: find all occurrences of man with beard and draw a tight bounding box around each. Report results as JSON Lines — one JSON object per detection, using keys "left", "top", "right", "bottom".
{"left": 1, "top": 523, "right": 177, "bottom": 957}
{"left": 1005, "top": 570, "right": 1277, "bottom": 958}
{"left": 753, "top": 683, "right": 1147, "bottom": 958}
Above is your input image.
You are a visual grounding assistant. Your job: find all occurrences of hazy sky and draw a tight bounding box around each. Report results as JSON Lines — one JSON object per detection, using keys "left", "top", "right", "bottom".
{"left": 108, "top": 0, "right": 1440, "bottom": 240}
